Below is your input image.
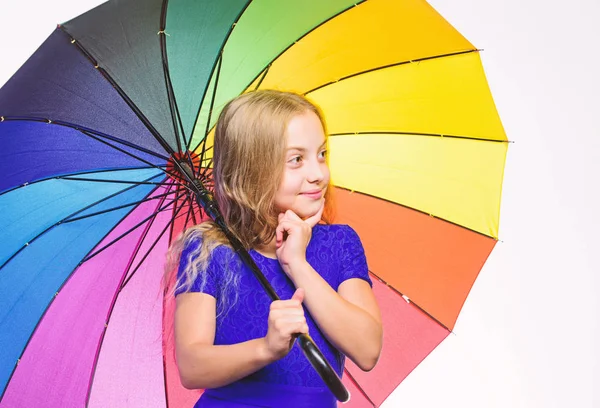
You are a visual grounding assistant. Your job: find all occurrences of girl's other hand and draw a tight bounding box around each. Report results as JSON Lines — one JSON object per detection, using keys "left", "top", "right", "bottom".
{"left": 264, "top": 288, "right": 308, "bottom": 360}
{"left": 275, "top": 199, "right": 324, "bottom": 276}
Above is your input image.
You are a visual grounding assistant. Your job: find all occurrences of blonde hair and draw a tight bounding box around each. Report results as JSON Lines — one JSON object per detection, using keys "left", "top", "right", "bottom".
{"left": 165, "top": 90, "right": 336, "bottom": 315}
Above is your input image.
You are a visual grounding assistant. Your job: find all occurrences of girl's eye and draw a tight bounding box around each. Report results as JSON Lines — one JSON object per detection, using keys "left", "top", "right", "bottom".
{"left": 319, "top": 150, "right": 328, "bottom": 159}
{"left": 289, "top": 156, "right": 302, "bottom": 164}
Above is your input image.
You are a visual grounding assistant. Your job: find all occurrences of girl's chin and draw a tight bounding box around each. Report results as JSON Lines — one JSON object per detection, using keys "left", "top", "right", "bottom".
{"left": 277, "top": 198, "right": 324, "bottom": 220}
{"left": 295, "top": 204, "right": 324, "bottom": 220}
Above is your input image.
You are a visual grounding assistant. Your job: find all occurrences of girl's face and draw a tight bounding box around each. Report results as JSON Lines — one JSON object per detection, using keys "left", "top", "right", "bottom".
{"left": 274, "top": 111, "right": 330, "bottom": 220}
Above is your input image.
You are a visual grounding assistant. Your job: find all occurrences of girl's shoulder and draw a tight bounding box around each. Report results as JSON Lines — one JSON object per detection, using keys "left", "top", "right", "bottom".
{"left": 313, "top": 223, "right": 360, "bottom": 240}
{"left": 181, "top": 234, "right": 236, "bottom": 266}
{"left": 311, "top": 223, "right": 364, "bottom": 252}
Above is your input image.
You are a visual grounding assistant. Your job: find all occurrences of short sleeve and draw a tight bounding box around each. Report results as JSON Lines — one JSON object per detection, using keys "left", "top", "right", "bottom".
{"left": 337, "top": 225, "right": 372, "bottom": 290}
{"left": 174, "top": 238, "right": 221, "bottom": 298}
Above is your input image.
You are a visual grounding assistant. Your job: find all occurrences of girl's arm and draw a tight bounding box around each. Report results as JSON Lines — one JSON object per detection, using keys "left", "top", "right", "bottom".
{"left": 287, "top": 263, "right": 383, "bottom": 372}
{"left": 175, "top": 289, "right": 308, "bottom": 389}
{"left": 175, "top": 293, "right": 273, "bottom": 389}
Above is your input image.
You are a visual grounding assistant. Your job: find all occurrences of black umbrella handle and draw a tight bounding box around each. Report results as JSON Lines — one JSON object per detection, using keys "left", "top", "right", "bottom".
{"left": 190, "top": 180, "right": 350, "bottom": 402}
{"left": 296, "top": 333, "right": 350, "bottom": 402}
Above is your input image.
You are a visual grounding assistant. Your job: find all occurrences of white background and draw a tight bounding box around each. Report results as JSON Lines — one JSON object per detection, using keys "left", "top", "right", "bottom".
{"left": 1, "top": 1, "right": 598, "bottom": 407}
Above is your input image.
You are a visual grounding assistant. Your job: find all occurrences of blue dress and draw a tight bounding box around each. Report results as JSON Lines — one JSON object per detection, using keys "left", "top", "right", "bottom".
{"left": 176, "top": 224, "right": 372, "bottom": 407}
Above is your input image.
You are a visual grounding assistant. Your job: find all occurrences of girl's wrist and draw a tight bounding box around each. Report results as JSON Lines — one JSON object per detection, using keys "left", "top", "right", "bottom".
{"left": 257, "top": 337, "right": 278, "bottom": 364}
{"left": 285, "top": 260, "right": 311, "bottom": 283}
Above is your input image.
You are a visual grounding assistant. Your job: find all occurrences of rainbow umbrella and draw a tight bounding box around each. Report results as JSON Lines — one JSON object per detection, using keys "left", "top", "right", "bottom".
{"left": 0, "top": 0, "right": 507, "bottom": 407}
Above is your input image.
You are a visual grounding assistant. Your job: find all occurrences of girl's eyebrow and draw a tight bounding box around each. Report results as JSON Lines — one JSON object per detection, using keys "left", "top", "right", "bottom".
{"left": 287, "top": 142, "right": 327, "bottom": 152}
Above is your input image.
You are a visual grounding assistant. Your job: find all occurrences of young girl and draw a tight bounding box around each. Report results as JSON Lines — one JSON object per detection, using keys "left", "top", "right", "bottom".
{"left": 169, "top": 90, "right": 382, "bottom": 407}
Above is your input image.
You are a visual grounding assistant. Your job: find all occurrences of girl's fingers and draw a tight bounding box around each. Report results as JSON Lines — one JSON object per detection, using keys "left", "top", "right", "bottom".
{"left": 285, "top": 209, "right": 303, "bottom": 222}
{"left": 275, "top": 220, "right": 298, "bottom": 245}
{"left": 291, "top": 288, "right": 304, "bottom": 303}
{"left": 270, "top": 293, "right": 305, "bottom": 309}
{"left": 275, "top": 219, "right": 295, "bottom": 246}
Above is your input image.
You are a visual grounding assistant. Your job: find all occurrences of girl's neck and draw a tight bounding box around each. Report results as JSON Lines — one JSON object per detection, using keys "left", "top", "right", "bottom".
{"left": 254, "top": 237, "right": 278, "bottom": 259}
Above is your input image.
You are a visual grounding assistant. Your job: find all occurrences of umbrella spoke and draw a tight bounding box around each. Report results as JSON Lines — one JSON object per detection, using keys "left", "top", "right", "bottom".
{"left": 369, "top": 269, "right": 451, "bottom": 333}
{"left": 0, "top": 174, "right": 166, "bottom": 272}
{"left": 305, "top": 49, "right": 478, "bottom": 96}
{"left": 158, "top": 2, "right": 198, "bottom": 180}
{"left": 163, "top": 58, "right": 197, "bottom": 174}
{"left": 253, "top": 65, "right": 271, "bottom": 91}
{"left": 0, "top": 166, "right": 162, "bottom": 198}
{"left": 80, "top": 129, "right": 186, "bottom": 181}
{"left": 119, "top": 196, "right": 191, "bottom": 291}
{"left": 158, "top": 8, "right": 184, "bottom": 155}
{"left": 187, "top": 2, "right": 252, "bottom": 156}
{"left": 0, "top": 117, "right": 171, "bottom": 161}
{"left": 62, "top": 190, "right": 179, "bottom": 224}
{"left": 80, "top": 189, "right": 188, "bottom": 264}
{"left": 343, "top": 368, "right": 377, "bottom": 408}
{"left": 58, "top": 176, "right": 170, "bottom": 186}
{"left": 200, "top": 157, "right": 213, "bottom": 179}
{"left": 329, "top": 130, "right": 512, "bottom": 144}
{"left": 170, "top": 185, "right": 202, "bottom": 227}
{"left": 192, "top": 52, "right": 223, "bottom": 177}
{"left": 335, "top": 186, "right": 496, "bottom": 240}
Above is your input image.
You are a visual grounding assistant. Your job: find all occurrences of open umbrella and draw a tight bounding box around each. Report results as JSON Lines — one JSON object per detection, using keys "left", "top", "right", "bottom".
{"left": 0, "top": 0, "right": 508, "bottom": 407}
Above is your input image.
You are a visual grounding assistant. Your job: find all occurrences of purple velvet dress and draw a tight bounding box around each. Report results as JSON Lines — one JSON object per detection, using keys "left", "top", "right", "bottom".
{"left": 176, "top": 224, "right": 372, "bottom": 407}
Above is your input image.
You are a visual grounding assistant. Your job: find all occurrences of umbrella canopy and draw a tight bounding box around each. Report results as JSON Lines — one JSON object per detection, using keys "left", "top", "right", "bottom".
{"left": 0, "top": 0, "right": 507, "bottom": 407}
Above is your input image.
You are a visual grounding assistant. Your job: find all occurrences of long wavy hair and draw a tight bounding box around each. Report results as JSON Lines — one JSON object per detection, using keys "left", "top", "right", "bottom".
{"left": 164, "top": 89, "right": 336, "bottom": 317}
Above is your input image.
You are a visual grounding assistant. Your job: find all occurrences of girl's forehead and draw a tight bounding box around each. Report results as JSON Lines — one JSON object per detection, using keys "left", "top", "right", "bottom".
{"left": 285, "top": 112, "right": 326, "bottom": 147}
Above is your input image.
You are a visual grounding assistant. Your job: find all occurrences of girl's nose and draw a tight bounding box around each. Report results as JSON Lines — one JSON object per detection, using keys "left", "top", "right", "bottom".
{"left": 307, "top": 160, "right": 326, "bottom": 183}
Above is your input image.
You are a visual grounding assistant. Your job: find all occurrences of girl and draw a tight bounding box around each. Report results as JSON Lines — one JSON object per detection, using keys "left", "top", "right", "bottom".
{"left": 168, "top": 90, "right": 382, "bottom": 407}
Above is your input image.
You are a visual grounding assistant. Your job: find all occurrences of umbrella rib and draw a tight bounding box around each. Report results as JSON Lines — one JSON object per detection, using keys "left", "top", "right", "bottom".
{"left": 0, "top": 116, "right": 171, "bottom": 161}
{"left": 0, "top": 174, "right": 165, "bottom": 272}
{"left": 83, "top": 186, "right": 173, "bottom": 406}
{"left": 342, "top": 367, "right": 376, "bottom": 407}
{"left": 335, "top": 186, "right": 499, "bottom": 240}
{"left": 58, "top": 26, "right": 177, "bottom": 158}
{"left": 162, "top": 61, "right": 197, "bottom": 177}
{"left": 304, "top": 49, "right": 480, "bottom": 95}
{"left": 158, "top": 0, "right": 198, "bottom": 186}
{"left": 79, "top": 129, "right": 184, "bottom": 180}
{"left": 76, "top": 130, "right": 198, "bottom": 198}
{"left": 199, "top": 157, "right": 214, "bottom": 184}
{"left": 80, "top": 188, "right": 185, "bottom": 264}
{"left": 0, "top": 166, "right": 161, "bottom": 198}
{"left": 119, "top": 196, "right": 191, "bottom": 291}
{"left": 188, "top": 1, "right": 367, "bottom": 155}
{"left": 62, "top": 190, "right": 178, "bottom": 224}
{"left": 58, "top": 176, "right": 170, "bottom": 186}
{"left": 186, "top": 191, "right": 199, "bottom": 229}
{"left": 369, "top": 269, "right": 452, "bottom": 333}
{"left": 187, "top": 0, "right": 253, "bottom": 156}
{"left": 192, "top": 52, "right": 223, "bottom": 178}
{"left": 253, "top": 64, "right": 271, "bottom": 91}
{"left": 329, "top": 130, "right": 511, "bottom": 144}
{"left": 158, "top": 0, "right": 183, "bottom": 155}
{"left": 187, "top": 188, "right": 200, "bottom": 226}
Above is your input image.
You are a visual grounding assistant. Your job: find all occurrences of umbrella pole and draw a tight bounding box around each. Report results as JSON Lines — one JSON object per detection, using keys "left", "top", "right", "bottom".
{"left": 180, "top": 170, "right": 349, "bottom": 402}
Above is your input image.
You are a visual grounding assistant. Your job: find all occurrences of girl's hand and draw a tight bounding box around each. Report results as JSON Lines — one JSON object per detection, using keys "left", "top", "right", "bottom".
{"left": 264, "top": 288, "right": 308, "bottom": 360}
{"left": 275, "top": 199, "right": 325, "bottom": 276}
